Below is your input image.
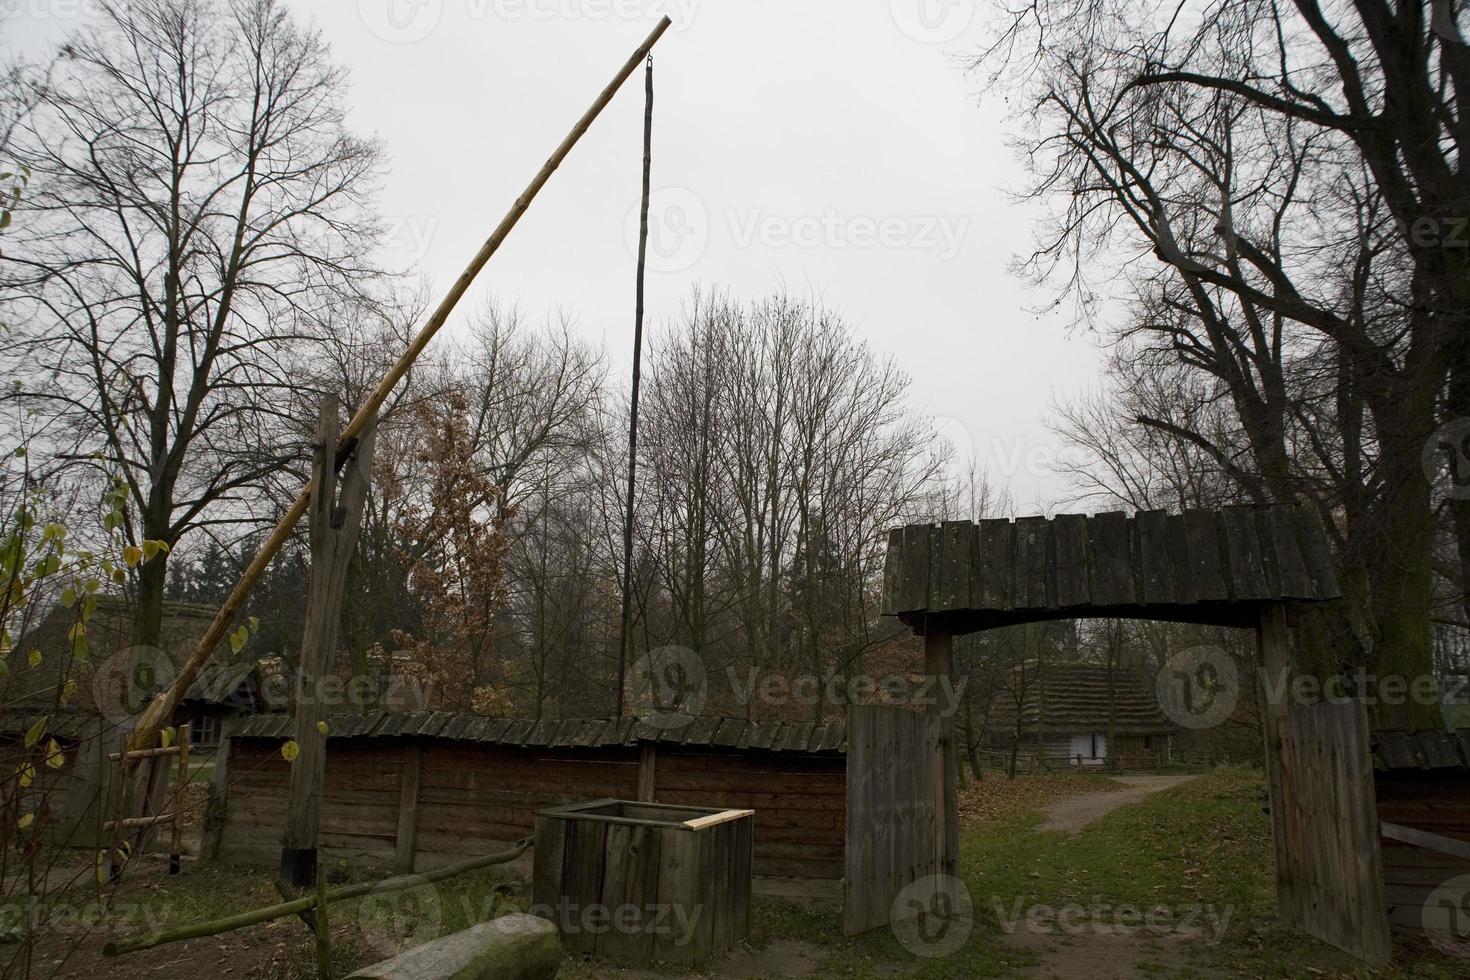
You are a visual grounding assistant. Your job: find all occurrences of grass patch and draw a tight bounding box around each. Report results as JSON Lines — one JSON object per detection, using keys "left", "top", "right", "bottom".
{"left": 42, "top": 771, "right": 1470, "bottom": 979}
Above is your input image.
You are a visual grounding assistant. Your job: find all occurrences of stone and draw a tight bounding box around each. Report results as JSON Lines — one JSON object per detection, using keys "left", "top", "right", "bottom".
{"left": 346, "top": 914, "right": 561, "bottom": 980}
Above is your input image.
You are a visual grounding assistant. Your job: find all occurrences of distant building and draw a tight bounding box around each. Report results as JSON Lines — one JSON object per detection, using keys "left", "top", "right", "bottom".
{"left": 9, "top": 594, "right": 265, "bottom": 751}
{"left": 987, "top": 663, "right": 1179, "bottom": 768}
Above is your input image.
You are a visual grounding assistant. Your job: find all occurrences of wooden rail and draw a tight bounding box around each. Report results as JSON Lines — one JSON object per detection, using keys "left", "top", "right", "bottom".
{"left": 104, "top": 837, "right": 532, "bottom": 957}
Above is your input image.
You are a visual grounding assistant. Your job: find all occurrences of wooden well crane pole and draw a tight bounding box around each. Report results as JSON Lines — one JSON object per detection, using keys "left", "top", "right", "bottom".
{"left": 128, "top": 15, "right": 676, "bottom": 753}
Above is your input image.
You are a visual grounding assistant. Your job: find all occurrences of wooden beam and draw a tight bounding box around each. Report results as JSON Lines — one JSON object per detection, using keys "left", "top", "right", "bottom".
{"left": 169, "top": 724, "right": 190, "bottom": 874}
{"left": 394, "top": 744, "right": 423, "bottom": 874}
{"left": 1256, "top": 605, "right": 1296, "bottom": 927}
{"left": 924, "top": 630, "right": 958, "bottom": 880}
{"left": 108, "top": 745, "right": 182, "bottom": 761}
{"left": 105, "top": 839, "right": 532, "bottom": 957}
{"left": 1380, "top": 820, "right": 1470, "bottom": 861}
{"left": 126, "top": 16, "right": 678, "bottom": 754}
{"left": 281, "top": 398, "right": 342, "bottom": 889}
{"left": 199, "top": 717, "right": 236, "bottom": 862}
{"left": 637, "top": 744, "right": 657, "bottom": 802}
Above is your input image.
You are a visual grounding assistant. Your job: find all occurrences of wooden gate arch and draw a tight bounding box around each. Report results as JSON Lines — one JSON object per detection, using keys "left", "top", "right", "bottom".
{"left": 874, "top": 503, "right": 1392, "bottom": 965}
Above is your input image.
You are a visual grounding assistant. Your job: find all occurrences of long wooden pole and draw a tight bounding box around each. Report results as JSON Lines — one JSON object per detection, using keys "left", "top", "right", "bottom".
{"left": 128, "top": 16, "right": 675, "bottom": 753}
{"left": 615, "top": 55, "right": 655, "bottom": 717}
{"left": 104, "top": 838, "right": 532, "bottom": 956}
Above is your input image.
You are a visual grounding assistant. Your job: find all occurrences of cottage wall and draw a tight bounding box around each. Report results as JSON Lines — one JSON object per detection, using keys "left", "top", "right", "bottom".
{"left": 214, "top": 736, "right": 847, "bottom": 880}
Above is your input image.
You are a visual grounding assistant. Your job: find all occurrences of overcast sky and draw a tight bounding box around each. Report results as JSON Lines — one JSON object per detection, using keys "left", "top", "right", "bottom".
{"left": 7, "top": 0, "right": 1110, "bottom": 512}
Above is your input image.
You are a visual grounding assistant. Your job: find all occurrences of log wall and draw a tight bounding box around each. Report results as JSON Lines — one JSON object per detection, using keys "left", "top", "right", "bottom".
{"left": 1376, "top": 771, "right": 1470, "bottom": 937}
{"left": 653, "top": 750, "right": 845, "bottom": 879}
{"left": 213, "top": 737, "right": 846, "bottom": 880}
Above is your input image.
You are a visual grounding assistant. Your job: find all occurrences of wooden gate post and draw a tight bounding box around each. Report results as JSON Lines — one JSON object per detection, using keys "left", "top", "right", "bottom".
{"left": 280, "top": 395, "right": 377, "bottom": 891}
{"left": 1256, "top": 604, "right": 1296, "bottom": 924}
{"left": 637, "top": 744, "right": 658, "bottom": 802}
{"left": 924, "top": 630, "right": 959, "bottom": 880}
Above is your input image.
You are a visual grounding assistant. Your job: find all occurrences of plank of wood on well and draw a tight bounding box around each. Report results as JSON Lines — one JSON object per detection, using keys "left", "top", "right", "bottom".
{"left": 1052, "top": 513, "right": 1089, "bottom": 608}
{"left": 531, "top": 814, "right": 565, "bottom": 912}
{"left": 1015, "top": 516, "right": 1053, "bottom": 609}
{"left": 1085, "top": 510, "right": 1133, "bottom": 607}
{"left": 654, "top": 827, "right": 700, "bottom": 966}
{"left": 1220, "top": 506, "right": 1269, "bottom": 600}
{"left": 1133, "top": 510, "right": 1173, "bottom": 605}
{"left": 597, "top": 822, "right": 635, "bottom": 959}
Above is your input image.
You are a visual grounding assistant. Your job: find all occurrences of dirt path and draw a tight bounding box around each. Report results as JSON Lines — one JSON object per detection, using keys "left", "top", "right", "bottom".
{"left": 1034, "top": 775, "right": 1199, "bottom": 834}
{"left": 1002, "top": 926, "right": 1228, "bottom": 979}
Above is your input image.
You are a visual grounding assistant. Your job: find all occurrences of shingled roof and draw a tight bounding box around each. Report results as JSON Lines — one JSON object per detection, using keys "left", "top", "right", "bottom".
{"left": 884, "top": 504, "right": 1341, "bottom": 632}
{"left": 11, "top": 596, "right": 263, "bottom": 712}
{"left": 233, "top": 711, "right": 848, "bottom": 755}
{"left": 987, "top": 664, "right": 1178, "bottom": 737}
{"left": 1373, "top": 729, "right": 1470, "bottom": 771}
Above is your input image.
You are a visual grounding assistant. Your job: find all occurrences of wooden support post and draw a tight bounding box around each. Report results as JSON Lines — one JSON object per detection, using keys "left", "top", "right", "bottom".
{"left": 394, "top": 744, "right": 423, "bottom": 874}
{"left": 1256, "top": 604, "right": 1296, "bottom": 926}
{"left": 108, "top": 732, "right": 128, "bottom": 882}
{"left": 169, "top": 724, "right": 190, "bottom": 874}
{"left": 637, "top": 744, "right": 657, "bottom": 802}
{"left": 281, "top": 397, "right": 377, "bottom": 892}
{"left": 924, "top": 630, "right": 958, "bottom": 880}
{"left": 200, "top": 717, "right": 236, "bottom": 861}
{"left": 314, "top": 859, "right": 333, "bottom": 980}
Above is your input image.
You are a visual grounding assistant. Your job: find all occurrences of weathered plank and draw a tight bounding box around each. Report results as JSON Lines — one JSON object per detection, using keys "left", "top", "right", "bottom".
{"left": 393, "top": 744, "right": 423, "bottom": 873}
{"left": 1164, "top": 513, "right": 1198, "bottom": 605}
{"left": 1134, "top": 509, "right": 1173, "bottom": 605}
{"left": 1184, "top": 509, "right": 1228, "bottom": 600}
{"left": 936, "top": 521, "right": 972, "bottom": 611}
{"left": 882, "top": 528, "right": 904, "bottom": 616}
{"left": 1276, "top": 699, "right": 1391, "bottom": 965}
{"left": 843, "top": 705, "right": 937, "bottom": 935}
{"left": 1293, "top": 505, "right": 1341, "bottom": 599}
{"left": 1085, "top": 511, "right": 1133, "bottom": 606}
{"left": 974, "top": 519, "right": 1013, "bottom": 609}
{"left": 1219, "top": 506, "right": 1269, "bottom": 600}
{"left": 1052, "top": 514, "right": 1089, "bottom": 608}
{"left": 897, "top": 524, "right": 931, "bottom": 613}
{"left": 1014, "top": 516, "right": 1053, "bottom": 609}
{"left": 1261, "top": 505, "right": 1315, "bottom": 599}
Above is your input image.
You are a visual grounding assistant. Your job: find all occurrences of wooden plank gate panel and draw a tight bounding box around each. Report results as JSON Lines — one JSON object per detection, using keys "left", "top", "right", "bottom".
{"left": 843, "top": 705, "right": 938, "bottom": 934}
{"left": 1276, "top": 699, "right": 1391, "bottom": 965}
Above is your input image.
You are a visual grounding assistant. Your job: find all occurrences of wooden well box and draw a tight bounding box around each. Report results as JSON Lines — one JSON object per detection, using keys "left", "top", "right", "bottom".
{"left": 532, "top": 798, "right": 753, "bottom": 965}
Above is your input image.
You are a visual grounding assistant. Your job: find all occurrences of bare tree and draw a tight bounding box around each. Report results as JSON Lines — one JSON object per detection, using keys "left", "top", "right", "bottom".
{"left": 1, "top": 0, "right": 386, "bottom": 651}
{"left": 980, "top": 0, "right": 1469, "bottom": 730}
